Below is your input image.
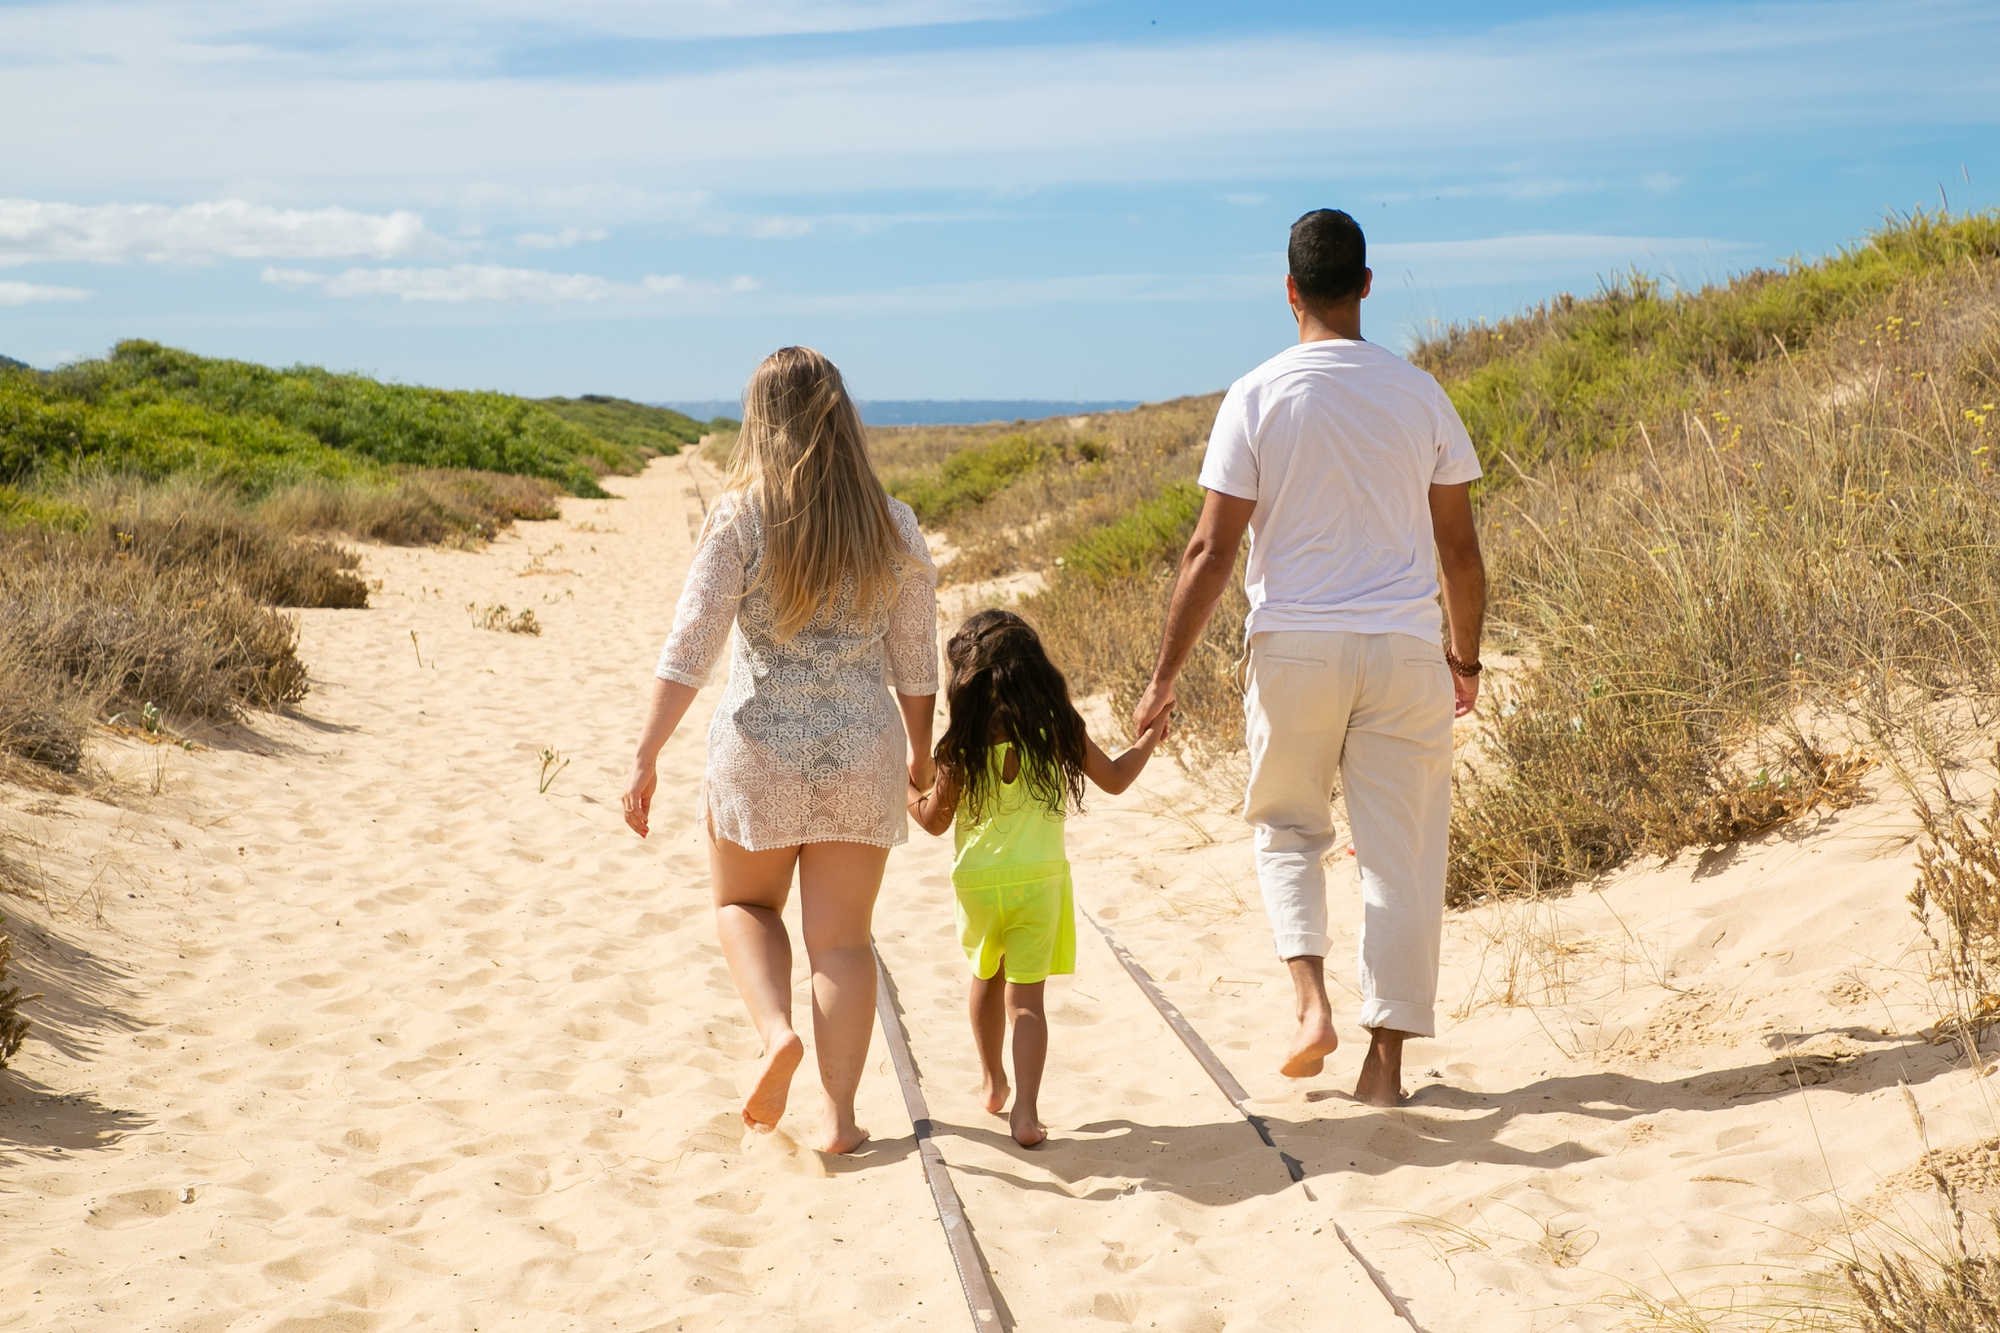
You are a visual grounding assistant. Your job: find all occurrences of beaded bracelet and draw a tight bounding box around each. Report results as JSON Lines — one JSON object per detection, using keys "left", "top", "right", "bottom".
{"left": 1444, "top": 647, "right": 1484, "bottom": 678}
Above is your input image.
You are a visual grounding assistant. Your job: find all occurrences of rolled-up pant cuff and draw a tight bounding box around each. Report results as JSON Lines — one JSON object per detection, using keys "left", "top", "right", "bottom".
{"left": 1358, "top": 998, "right": 1434, "bottom": 1039}
{"left": 1273, "top": 933, "right": 1332, "bottom": 962}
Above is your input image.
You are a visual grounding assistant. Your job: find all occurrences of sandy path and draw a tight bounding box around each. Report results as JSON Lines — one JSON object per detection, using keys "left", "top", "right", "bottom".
{"left": 7, "top": 451, "right": 1984, "bottom": 1330}
{"left": 0, "top": 457, "right": 1404, "bottom": 1332}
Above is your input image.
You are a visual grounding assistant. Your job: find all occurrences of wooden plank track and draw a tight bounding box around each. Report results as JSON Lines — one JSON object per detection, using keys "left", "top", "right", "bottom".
{"left": 872, "top": 946, "right": 1007, "bottom": 1333}
{"left": 1081, "top": 909, "right": 1430, "bottom": 1333}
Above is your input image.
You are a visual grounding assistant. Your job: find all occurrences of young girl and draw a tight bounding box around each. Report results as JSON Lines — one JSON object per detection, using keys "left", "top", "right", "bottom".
{"left": 907, "top": 609, "right": 1168, "bottom": 1148}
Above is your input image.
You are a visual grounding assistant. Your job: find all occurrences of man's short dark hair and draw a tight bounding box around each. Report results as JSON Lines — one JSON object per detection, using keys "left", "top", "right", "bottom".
{"left": 1288, "top": 209, "right": 1367, "bottom": 304}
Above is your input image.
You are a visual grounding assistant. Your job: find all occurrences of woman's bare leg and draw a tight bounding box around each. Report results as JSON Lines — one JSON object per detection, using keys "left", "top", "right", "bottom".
{"left": 969, "top": 965, "right": 1010, "bottom": 1115}
{"left": 796, "top": 840, "right": 891, "bottom": 1154}
{"left": 707, "top": 833, "right": 806, "bottom": 1131}
{"left": 1006, "top": 980, "right": 1048, "bottom": 1147}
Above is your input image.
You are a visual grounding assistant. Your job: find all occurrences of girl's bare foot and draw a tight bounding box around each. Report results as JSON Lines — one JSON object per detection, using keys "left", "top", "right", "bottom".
{"left": 980, "top": 1073, "right": 1010, "bottom": 1116}
{"left": 1009, "top": 1107, "right": 1045, "bottom": 1148}
{"left": 1279, "top": 1016, "right": 1338, "bottom": 1078}
{"left": 742, "top": 1029, "right": 805, "bottom": 1130}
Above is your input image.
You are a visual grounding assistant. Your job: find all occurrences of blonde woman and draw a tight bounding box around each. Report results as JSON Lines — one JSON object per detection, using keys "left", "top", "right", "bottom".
{"left": 622, "top": 347, "right": 938, "bottom": 1154}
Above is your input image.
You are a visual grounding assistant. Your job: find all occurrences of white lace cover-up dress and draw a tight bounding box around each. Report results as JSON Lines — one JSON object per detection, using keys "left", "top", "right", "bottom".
{"left": 654, "top": 493, "right": 939, "bottom": 851}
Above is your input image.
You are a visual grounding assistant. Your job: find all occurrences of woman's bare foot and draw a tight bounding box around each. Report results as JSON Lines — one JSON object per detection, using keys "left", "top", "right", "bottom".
{"left": 742, "top": 1029, "right": 805, "bottom": 1130}
{"left": 819, "top": 1117, "right": 871, "bottom": 1155}
{"left": 1009, "top": 1107, "right": 1045, "bottom": 1148}
{"left": 980, "top": 1072, "right": 1010, "bottom": 1116}
{"left": 1279, "top": 1015, "right": 1338, "bottom": 1078}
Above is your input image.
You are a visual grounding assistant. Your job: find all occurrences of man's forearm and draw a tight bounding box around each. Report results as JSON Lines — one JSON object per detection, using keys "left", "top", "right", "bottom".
{"left": 1440, "top": 555, "right": 1485, "bottom": 661}
{"left": 1151, "top": 549, "right": 1236, "bottom": 686}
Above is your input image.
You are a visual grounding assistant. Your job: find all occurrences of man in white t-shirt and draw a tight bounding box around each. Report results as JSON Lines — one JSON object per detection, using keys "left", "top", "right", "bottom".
{"left": 1132, "top": 208, "right": 1486, "bottom": 1107}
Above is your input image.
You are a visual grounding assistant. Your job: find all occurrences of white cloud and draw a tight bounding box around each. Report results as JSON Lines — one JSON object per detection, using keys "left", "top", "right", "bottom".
{"left": 0, "top": 3, "right": 1991, "bottom": 202}
{"left": 0, "top": 280, "right": 90, "bottom": 305}
{"left": 1641, "top": 171, "right": 1685, "bottom": 194}
{"left": 264, "top": 263, "right": 756, "bottom": 302}
{"left": 213, "top": 0, "right": 1039, "bottom": 51}
{"left": 1365, "top": 177, "right": 1603, "bottom": 206}
{"left": 515, "top": 227, "right": 610, "bottom": 250}
{"left": 776, "top": 271, "right": 1270, "bottom": 314}
{"left": 1372, "top": 233, "right": 1754, "bottom": 287}
{"left": 0, "top": 199, "right": 444, "bottom": 266}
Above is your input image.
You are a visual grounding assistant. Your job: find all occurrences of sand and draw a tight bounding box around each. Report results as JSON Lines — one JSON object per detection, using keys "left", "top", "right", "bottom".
{"left": 1, "top": 453, "right": 1993, "bottom": 1331}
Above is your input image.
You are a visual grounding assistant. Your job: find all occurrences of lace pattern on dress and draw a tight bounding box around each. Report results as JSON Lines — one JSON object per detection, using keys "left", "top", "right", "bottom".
{"left": 656, "top": 493, "right": 939, "bottom": 851}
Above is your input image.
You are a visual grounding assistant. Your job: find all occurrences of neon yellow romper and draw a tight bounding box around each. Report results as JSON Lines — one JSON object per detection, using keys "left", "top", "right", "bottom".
{"left": 952, "top": 744, "right": 1076, "bottom": 985}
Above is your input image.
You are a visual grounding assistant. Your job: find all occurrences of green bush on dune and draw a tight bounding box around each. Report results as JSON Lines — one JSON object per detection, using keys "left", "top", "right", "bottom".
{"left": 1057, "top": 482, "right": 1203, "bottom": 584}
{"left": 0, "top": 342, "right": 678, "bottom": 779}
{"left": 13, "top": 341, "right": 644, "bottom": 498}
{"left": 1421, "top": 209, "right": 2000, "bottom": 472}
{"left": 888, "top": 432, "right": 1054, "bottom": 524}
{"left": 537, "top": 394, "right": 730, "bottom": 457}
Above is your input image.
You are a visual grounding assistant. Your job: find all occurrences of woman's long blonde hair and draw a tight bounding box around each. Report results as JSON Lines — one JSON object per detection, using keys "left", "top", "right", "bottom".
{"left": 724, "top": 346, "right": 910, "bottom": 640}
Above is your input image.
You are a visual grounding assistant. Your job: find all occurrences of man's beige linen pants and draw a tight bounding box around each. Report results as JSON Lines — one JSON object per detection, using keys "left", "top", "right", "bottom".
{"left": 1242, "top": 630, "right": 1454, "bottom": 1038}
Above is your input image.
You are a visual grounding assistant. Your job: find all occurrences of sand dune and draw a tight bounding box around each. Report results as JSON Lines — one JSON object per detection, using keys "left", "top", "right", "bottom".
{"left": 1, "top": 454, "right": 1990, "bottom": 1331}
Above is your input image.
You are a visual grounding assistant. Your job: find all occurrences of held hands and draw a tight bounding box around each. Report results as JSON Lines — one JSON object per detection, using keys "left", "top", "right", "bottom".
{"left": 1131, "top": 676, "right": 1177, "bottom": 741}
{"left": 621, "top": 762, "right": 658, "bottom": 838}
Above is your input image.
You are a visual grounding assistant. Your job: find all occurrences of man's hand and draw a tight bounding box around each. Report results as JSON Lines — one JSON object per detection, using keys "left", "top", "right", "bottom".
{"left": 1453, "top": 672, "right": 1479, "bottom": 719}
{"left": 1132, "top": 677, "right": 1178, "bottom": 738}
{"left": 621, "top": 762, "right": 658, "bottom": 838}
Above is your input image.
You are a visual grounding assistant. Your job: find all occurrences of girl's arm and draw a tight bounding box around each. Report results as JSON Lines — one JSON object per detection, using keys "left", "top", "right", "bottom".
{"left": 1082, "top": 709, "right": 1172, "bottom": 796}
{"left": 908, "top": 765, "right": 958, "bottom": 837}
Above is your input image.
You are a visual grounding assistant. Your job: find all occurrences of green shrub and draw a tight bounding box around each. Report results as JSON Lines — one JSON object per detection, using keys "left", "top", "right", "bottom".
{"left": 537, "top": 394, "right": 719, "bottom": 455}
{"left": 1058, "top": 482, "right": 1203, "bottom": 584}
{"left": 1417, "top": 209, "right": 2000, "bottom": 475}
{"left": 7, "top": 341, "right": 643, "bottom": 499}
{"left": 888, "top": 433, "right": 1053, "bottom": 523}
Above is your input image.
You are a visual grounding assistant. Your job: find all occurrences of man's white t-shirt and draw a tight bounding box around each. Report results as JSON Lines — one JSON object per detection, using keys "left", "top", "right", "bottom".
{"left": 1198, "top": 338, "right": 1483, "bottom": 642}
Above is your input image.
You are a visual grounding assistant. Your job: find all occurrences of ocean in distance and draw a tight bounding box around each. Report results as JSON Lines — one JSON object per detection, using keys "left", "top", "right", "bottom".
{"left": 660, "top": 399, "right": 1142, "bottom": 427}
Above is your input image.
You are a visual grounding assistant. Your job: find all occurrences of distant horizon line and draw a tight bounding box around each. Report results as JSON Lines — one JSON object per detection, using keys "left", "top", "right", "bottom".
{"left": 659, "top": 397, "right": 1150, "bottom": 427}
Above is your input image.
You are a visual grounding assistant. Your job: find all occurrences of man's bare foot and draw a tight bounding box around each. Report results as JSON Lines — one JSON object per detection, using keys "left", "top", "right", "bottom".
{"left": 742, "top": 1029, "right": 805, "bottom": 1130}
{"left": 980, "top": 1073, "right": 1010, "bottom": 1116}
{"left": 1279, "top": 1015, "right": 1339, "bottom": 1078}
{"left": 1353, "top": 1029, "right": 1407, "bottom": 1107}
{"left": 1009, "top": 1108, "right": 1045, "bottom": 1148}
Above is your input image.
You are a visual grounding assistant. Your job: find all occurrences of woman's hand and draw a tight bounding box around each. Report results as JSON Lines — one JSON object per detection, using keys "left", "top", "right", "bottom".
{"left": 908, "top": 750, "right": 935, "bottom": 793}
{"left": 622, "top": 762, "right": 659, "bottom": 838}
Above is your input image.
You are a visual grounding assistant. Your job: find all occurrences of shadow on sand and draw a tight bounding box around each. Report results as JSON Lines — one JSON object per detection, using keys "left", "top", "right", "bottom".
{"left": 923, "top": 1026, "right": 1961, "bottom": 1206}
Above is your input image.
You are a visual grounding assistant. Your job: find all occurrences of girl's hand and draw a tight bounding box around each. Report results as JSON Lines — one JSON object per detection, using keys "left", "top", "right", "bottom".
{"left": 908, "top": 750, "right": 935, "bottom": 793}
{"left": 622, "top": 762, "right": 658, "bottom": 838}
{"left": 1138, "top": 706, "right": 1173, "bottom": 748}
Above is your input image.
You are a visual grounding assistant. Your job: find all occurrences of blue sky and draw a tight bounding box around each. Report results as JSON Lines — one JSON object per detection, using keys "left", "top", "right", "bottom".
{"left": 2, "top": 0, "right": 1997, "bottom": 401}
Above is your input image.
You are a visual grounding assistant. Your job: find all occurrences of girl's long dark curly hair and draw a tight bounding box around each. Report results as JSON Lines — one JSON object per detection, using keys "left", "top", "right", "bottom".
{"left": 935, "top": 609, "right": 1088, "bottom": 820}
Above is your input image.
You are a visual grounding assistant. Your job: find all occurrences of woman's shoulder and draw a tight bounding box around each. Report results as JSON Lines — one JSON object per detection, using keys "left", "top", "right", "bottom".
{"left": 708, "top": 490, "right": 762, "bottom": 535}
{"left": 883, "top": 495, "right": 928, "bottom": 552}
